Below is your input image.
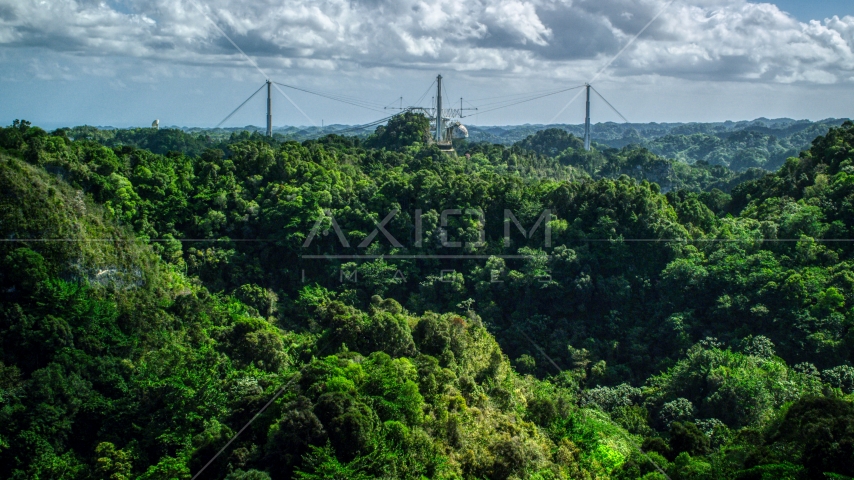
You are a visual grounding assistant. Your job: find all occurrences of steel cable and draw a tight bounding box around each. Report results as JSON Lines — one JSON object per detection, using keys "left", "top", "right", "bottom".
{"left": 215, "top": 83, "right": 267, "bottom": 128}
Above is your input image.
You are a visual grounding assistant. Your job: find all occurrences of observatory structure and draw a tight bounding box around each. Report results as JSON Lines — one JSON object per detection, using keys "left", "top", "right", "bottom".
{"left": 432, "top": 74, "right": 470, "bottom": 152}
{"left": 385, "top": 74, "right": 472, "bottom": 153}
{"left": 214, "top": 74, "right": 626, "bottom": 151}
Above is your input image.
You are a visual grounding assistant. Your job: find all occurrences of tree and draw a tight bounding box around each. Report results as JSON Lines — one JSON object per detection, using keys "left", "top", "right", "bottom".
{"left": 668, "top": 422, "right": 710, "bottom": 459}
{"left": 770, "top": 397, "right": 854, "bottom": 478}
{"left": 365, "top": 112, "right": 431, "bottom": 151}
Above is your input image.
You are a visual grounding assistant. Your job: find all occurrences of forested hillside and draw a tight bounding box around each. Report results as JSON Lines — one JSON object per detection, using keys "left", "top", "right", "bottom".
{"left": 470, "top": 118, "right": 849, "bottom": 172}
{"left": 1, "top": 115, "right": 853, "bottom": 479}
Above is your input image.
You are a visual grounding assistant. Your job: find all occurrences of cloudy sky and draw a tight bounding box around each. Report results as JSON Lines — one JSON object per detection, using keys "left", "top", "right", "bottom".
{"left": 0, "top": 0, "right": 852, "bottom": 128}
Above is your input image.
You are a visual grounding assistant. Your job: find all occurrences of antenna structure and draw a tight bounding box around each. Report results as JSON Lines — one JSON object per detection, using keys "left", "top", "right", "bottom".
{"left": 213, "top": 73, "right": 624, "bottom": 149}
{"left": 380, "top": 75, "right": 475, "bottom": 147}
{"left": 431, "top": 75, "right": 476, "bottom": 148}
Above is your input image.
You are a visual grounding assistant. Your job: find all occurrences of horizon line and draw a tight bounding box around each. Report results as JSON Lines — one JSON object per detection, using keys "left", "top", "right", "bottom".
{"left": 28, "top": 116, "right": 852, "bottom": 132}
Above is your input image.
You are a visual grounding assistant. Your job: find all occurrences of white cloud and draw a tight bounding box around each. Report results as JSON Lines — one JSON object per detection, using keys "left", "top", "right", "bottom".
{"left": 0, "top": 0, "right": 851, "bottom": 86}
{"left": 615, "top": 1, "right": 854, "bottom": 83}
{"left": 484, "top": 0, "right": 552, "bottom": 46}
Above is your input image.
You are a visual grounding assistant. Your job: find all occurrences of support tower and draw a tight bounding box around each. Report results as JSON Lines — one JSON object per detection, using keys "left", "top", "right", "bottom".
{"left": 584, "top": 84, "right": 591, "bottom": 151}
{"left": 435, "top": 74, "right": 443, "bottom": 143}
{"left": 266, "top": 80, "right": 272, "bottom": 137}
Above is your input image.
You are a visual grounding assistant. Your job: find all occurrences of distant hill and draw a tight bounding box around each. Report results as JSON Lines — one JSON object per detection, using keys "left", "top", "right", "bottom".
{"left": 170, "top": 117, "right": 850, "bottom": 172}
{"left": 466, "top": 117, "right": 850, "bottom": 171}
{"left": 62, "top": 117, "right": 848, "bottom": 173}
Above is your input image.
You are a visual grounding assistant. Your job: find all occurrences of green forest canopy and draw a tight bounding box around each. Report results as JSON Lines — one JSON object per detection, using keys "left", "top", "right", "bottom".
{"left": 0, "top": 115, "right": 853, "bottom": 479}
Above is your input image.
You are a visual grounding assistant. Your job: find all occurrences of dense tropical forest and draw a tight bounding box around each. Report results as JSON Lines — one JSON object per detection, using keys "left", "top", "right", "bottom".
{"left": 1, "top": 113, "right": 853, "bottom": 479}
{"left": 89, "top": 117, "right": 847, "bottom": 174}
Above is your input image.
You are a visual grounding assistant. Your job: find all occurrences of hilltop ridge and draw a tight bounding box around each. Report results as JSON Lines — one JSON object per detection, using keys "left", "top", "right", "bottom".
{"left": 60, "top": 117, "right": 849, "bottom": 172}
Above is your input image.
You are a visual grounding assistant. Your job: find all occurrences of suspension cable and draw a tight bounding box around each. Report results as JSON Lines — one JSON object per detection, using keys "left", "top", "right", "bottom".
{"left": 303, "top": 114, "right": 397, "bottom": 140}
{"left": 272, "top": 82, "right": 387, "bottom": 113}
{"left": 412, "top": 80, "right": 436, "bottom": 109}
{"left": 463, "top": 85, "right": 586, "bottom": 118}
{"left": 591, "top": 86, "right": 629, "bottom": 123}
{"left": 274, "top": 82, "right": 389, "bottom": 107}
{"left": 215, "top": 83, "right": 267, "bottom": 128}
{"left": 468, "top": 86, "right": 573, "bottom": 103}
{"left": 470, "top": 85, "right": 586, "bottom": 110}
{"left": 382, "top": 97, "right": 403, "bottom": 110}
